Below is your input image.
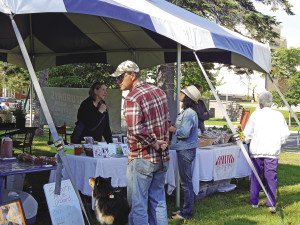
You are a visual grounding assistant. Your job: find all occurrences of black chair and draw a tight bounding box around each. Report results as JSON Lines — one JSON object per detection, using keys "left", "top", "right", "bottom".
{"left": 11, "top": 127, "right": 38, "bottom": 154}
{"left": 48, "top": 123, "right": 68, "bottom": 145}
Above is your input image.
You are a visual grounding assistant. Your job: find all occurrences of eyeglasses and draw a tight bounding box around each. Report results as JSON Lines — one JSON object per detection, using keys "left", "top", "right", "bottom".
{"left": 116, "top": 72, "right": 126, "bottom": 83}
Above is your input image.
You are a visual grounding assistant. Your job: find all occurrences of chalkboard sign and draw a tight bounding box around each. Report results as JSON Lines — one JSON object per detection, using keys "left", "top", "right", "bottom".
{"left": 43, "top": 179, "right": 85, "bottom": 225}
{"left": 0, "top": 199, "right": 26, "bottom": 225}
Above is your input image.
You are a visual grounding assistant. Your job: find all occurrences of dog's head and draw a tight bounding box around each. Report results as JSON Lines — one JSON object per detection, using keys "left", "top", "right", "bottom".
{"left": 89, "top": 176, "right": 113, "bottom": 198}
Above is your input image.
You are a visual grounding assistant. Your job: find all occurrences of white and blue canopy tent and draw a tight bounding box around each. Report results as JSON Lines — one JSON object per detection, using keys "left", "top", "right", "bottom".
{"left": 1, "top": 0, "right": 298, "bottom": 222}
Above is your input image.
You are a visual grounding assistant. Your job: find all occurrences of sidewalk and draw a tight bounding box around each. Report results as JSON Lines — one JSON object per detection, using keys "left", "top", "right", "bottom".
{"left": 282, "top": 132, "right": 300, "bottom": 152}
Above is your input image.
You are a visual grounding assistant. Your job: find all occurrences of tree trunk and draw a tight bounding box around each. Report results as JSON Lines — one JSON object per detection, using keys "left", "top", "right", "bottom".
{"left": 33, "top": 69, "right": 49, "bottom": 135}
{"left": 156, "top": 63, "right": 177, "bottom": 123}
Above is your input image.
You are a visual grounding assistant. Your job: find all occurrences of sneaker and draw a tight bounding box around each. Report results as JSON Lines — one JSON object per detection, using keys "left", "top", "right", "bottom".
{"left": 172, "top": 210, "right": 181, "bottom": 216}
{"left": 172, "top": 213, "right": 185, "bottom": 220}
{"left": 252, "top": 204, "right": 259, "bottom": 208}
{"left": 268, "top": 207, "right": 276, "bottom": 213}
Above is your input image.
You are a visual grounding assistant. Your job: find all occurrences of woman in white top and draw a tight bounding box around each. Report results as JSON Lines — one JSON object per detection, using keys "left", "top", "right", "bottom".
{"left": 244, "top": 91, "right": 290, "bottom": 213}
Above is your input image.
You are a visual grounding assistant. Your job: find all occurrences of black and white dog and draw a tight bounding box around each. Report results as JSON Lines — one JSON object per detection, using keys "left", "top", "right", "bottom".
{"left": 89, "top": 176, "right": 129, "bottom": 225}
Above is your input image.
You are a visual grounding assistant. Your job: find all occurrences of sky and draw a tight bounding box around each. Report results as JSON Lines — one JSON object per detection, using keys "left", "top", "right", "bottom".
{"left": 254, "top": 0, "right": 300, "bottom": 48}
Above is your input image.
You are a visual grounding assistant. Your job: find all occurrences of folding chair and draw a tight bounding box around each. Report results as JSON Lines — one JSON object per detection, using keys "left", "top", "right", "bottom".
{"left": 12, "top": 127, "right": 38, "bottom": 154}
{"left": 48, "top": 123, "right": 68, "bottom": 145}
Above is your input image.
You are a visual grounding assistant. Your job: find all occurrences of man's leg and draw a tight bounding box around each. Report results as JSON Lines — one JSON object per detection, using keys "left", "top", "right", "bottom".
{"left": 129, "top": 159, "right": 154, "bottom": 225}
{"left": 250, "top": 158, "right": 264, "bottom": 206}
{"left": 264, "top": 158, "right": 278, "bottom": 207}
{"left": 127, "top": 161, "right": 134, "bottom": 224}
{"left": 148, "top": 162, "right": 169, "bottom": 225}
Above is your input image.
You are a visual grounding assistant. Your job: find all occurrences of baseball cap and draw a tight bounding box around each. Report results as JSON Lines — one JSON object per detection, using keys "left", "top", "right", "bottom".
{"left": 110, "top": 60, "right": 139, "bottom": 77}
{"left": 181, "top": 85, "right": 201, "bottom": 102}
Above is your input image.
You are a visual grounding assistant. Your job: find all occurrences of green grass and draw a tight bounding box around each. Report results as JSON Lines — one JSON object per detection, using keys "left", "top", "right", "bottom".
{"left": 15, "top": 131, "right": 300, "bottom": 225}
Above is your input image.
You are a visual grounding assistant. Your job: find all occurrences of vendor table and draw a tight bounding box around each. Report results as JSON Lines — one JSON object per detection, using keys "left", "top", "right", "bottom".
{"left": 49, "top": 144, "right": 251, "bottom": 196}
{"left": 168, "top": 144, "right": 251, "bottom": 194}
{"left": 49, "top": 155, "right": 128, "bottom": 196}
{"left": 0, "top": 158, "right": 56, "bottom": 203}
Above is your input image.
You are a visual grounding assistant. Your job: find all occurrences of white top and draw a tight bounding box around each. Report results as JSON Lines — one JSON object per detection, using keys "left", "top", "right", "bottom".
{"left": 244, "top": 107, "right": 290, "bottom": 158}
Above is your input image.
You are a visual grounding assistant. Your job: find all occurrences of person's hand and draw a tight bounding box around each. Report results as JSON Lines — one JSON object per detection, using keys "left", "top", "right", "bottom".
{"left": 169, "top": 125, "right": 176, "bottom": 133}
{"left": 152, "top": 140, "right": 167, "bottom": 151}
{"left": 98, "top": 103, "right": 107, "bottom": 113}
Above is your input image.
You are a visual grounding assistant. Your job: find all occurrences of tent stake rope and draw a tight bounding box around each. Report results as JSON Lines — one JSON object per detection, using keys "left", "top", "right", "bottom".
{"left": 267, "top": 74, "right": 300, "bottom": 127}
{"left": 9, "top": 14, "right": 91, "bottom": 225}
{"left": 193, "top": 52, "right": 275, "bottom": 208}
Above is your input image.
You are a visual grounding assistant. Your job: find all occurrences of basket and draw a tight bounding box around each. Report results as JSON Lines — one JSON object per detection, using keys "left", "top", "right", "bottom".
{"left": 198, "top": 136, "right": 217, "bottom": 147}
{"left": 223, "top": 134, "right": 233, "bottom": 143}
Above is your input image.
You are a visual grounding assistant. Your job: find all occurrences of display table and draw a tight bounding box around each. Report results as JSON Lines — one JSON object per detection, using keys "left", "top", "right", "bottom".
{"left": 49, "top": 155, "right": 128, "bottom": 196}
{"left": 168, "top": 144, "right": 251, "bottom": 194}
{"left": 0, "top": 158, "right": 56, "bottom": 203}
{"left": 49, "top": 144, "right": 251, "bottom": 196}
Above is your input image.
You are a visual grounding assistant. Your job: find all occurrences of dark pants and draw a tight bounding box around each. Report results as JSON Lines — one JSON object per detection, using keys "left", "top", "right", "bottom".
{"left": 177, "top": 148, "right": 196, "bottom": 218}
{"left": 250, "top": 157, "right": 278, "bottom": 207}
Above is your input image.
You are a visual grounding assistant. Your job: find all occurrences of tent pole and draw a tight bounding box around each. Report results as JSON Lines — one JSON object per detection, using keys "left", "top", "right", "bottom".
{"left": 193, "top": 51, "right": 275, "bottom": 207}
{"left": 176, "top": 43, "right": 181, "bottom": 208}
{"left": 29, "top": 81, "right": 33, "bottom": 126}
{"left": 9, "top": 14, "right": 91, "bottom": 225}
{"left": 267, "top": 74, "right": 300, "bottom": 127}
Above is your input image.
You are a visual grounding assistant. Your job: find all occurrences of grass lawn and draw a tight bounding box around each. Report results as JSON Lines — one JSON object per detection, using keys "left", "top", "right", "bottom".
{"left": 11, "top": 131, "right": 300, "bottom": 225}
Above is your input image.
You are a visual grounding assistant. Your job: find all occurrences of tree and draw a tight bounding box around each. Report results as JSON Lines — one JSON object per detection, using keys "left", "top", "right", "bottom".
{"left": 0, "top": 62, "right": 30, "bottom": 94}
{"left": 48, "top": 63, "right": 116, "bottom": 88}
{"left": 270, "top": 47, "right": 300, "bottom": 107}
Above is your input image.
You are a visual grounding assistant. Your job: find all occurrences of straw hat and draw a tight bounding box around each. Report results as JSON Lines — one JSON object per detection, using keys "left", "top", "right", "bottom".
{"left": 181, "top": 85, "right": 201, "bottom": 102}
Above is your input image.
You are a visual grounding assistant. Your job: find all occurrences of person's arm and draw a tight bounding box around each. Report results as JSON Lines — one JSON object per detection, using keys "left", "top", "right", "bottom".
{"left": 197, "top": 100, "right": 210, "bottom": 121}
{"left": 280, "top": 115, "right": 290, "bottom": 144}
{"left": 103, "top": 112, "right": 113, "bottom": 143}
{"left": 175, "top": 111, "right": 195, "bottom": 139}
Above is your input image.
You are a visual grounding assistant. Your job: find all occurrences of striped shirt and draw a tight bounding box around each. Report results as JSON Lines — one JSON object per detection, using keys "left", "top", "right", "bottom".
{"left": 124, "top": 81, "right": 170, "bottom": 163}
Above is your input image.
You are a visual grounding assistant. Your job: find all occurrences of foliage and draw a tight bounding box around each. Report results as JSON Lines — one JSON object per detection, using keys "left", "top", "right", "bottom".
{"left": 0, "top": 62, "right": 30, "bottom": 92}
{"left": 270, "top": 48, "right": 300, "bottom": 107}
{"left": 180, "top": 62, "right": 218, "bottom": 98}
{"left": 48, "top": 63, "right": 117, "bottom": 88}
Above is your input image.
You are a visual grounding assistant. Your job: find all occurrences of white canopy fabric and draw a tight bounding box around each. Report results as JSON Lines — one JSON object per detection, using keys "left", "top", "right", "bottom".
{"left": 0, "top": 0, "right": 271, "bottom": 72}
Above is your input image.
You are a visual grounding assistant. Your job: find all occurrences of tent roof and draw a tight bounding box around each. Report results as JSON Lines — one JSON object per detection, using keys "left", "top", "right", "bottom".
{"left": 0, "top": 0, "right": 271, "bottom": 72}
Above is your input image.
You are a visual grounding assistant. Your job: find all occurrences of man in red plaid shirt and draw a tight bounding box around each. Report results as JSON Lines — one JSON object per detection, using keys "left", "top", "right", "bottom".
{"left": 111, "top": 60, "right": 170, "bottom": 225}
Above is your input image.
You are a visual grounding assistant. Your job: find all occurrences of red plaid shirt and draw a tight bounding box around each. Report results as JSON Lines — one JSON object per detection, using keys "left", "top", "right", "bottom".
{"left": 124, "top": 81, "right": 170, "bottom": 163}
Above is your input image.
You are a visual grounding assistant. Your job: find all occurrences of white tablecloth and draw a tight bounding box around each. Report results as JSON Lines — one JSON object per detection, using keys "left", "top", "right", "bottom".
{"left": 49, "top": 144, "right": 251, "bottom": 196}
{"left": 49, "top": 155, "right": 128, "bottom": 196}
{"left": 168, "top": 144, "right": 251, "bottom": 195}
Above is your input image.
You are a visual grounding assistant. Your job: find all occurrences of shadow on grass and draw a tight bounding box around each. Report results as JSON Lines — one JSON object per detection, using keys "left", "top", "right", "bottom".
{"left": 278, "top": 164, "right": 300, "bottom": 186}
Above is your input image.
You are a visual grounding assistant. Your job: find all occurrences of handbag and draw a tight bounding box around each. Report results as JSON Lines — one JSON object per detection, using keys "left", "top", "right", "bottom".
{"left": 71, "top": 114, "right": 106, "bottom": 144}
